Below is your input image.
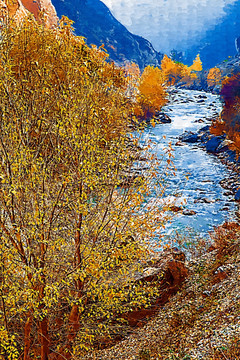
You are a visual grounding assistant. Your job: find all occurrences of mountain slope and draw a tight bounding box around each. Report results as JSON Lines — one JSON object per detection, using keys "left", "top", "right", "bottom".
{"left": 183, "top": 1, "right": 240, "bottom": 69}
{"left": 51, "top": 0, "right": 163, "bottom": 69}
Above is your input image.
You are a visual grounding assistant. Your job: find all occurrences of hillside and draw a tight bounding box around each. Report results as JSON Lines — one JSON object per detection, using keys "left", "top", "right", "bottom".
{"left": 84, "top": 223, "right": 240, "bottom": 360}
{"left": 183, "top": 1, "right": 240, "bottom": 69}
{"left": 51, "top": 0, "right": 163, "bottom": 69}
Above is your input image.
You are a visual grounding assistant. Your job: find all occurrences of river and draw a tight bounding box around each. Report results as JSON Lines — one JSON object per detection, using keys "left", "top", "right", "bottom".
{"left": 142, "top": 88, "right": 239, "bottom": 242}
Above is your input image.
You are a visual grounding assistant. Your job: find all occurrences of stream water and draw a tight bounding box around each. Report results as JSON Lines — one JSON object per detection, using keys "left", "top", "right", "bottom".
{"left": 143, "top": 88, "right": 239, "bottom": 242}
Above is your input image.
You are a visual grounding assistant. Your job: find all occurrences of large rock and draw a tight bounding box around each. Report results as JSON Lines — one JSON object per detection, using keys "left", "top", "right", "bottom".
{"left": 206, "top": 136, "right": 222, "bottom": 153}
{"left": 22, "top": 0, "right": 58, "bottom": 26}
{"left": 180, "top": 131, "right": 199, "bottom": 143}
{"left": 125, "top": 248, "right": 188, "bottom": 327}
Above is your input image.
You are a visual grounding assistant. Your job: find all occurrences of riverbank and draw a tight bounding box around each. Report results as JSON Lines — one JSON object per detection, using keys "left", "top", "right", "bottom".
{"left": 84, "top": 222, "right": 240, "bottom": 360}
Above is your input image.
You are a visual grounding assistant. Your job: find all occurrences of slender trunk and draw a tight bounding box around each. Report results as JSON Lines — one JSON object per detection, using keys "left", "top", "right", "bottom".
{"left": 23, "top": 314, "right": 33, "bottom": 360}
{"left": 39, "top": 316, "right": 50, "bottom": 360}
{"left": 38, "top": 235, "right": 49, "bottom": 360}
{"left": 67, "top": 304, "right": 80, "bottom": 343}
{"left": 74, "top": 212, "right": 83, "bottom": 293}
{"left": 59, "top": 207, "right": 84, "bottom": 359}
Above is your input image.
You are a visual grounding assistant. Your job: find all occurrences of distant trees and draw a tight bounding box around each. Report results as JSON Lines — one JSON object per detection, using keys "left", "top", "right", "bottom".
{"left": 128, "top": 54, "right": 203, "bottom": 120}
{"left": 160, "top": 54, "right": 202, "bottom": 86}
{"left": 0, "top": 17, "right": 171, "bottom": 359}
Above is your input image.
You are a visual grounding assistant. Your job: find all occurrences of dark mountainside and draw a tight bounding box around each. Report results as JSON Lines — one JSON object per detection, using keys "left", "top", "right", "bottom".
{"left": 183, "top": 1, "right": 240, "bottom": 69}
{"left": 51, "top": 0, "right": 163, "bottom": 69}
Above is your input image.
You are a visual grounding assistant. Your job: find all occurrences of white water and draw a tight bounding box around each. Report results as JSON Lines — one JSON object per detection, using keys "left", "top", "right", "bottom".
{"left": 143, "top": 88, "right": 238, "bottom": 241}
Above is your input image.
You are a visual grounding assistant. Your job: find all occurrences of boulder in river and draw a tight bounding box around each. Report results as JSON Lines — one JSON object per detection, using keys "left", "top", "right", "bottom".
{"left": 200, "top": 134, "right": 210, "bottom": 144}
{"left": 196, "top": 94, "right": 208, "bottom": 99}
{"left": 155, "top": 112, "right": 172, "bottom": 124}
{"left": 235, "top": 189, "right": 240, "bottom": 202}
{"left": 180, "top": 131, "right": 199, "bottom": 143}
{"left": 225, "top": 149, "right": 237, "bottom": 163}
{"left": 206, "top": 136, "right": 222, "bottom": 153}
{"left": 199, "top": 125, "right": 210, "bottom": 132}
{"left": 183, "top": 209, "right": 197, "bottom": 216}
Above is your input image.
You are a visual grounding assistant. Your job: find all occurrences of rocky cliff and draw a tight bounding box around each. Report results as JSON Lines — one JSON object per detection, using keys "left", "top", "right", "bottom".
{"left": 0, "top": 0, "right": 58, "bottom": 27}
{"left": 51, "top": 0, "right": 163, "bottom": 69}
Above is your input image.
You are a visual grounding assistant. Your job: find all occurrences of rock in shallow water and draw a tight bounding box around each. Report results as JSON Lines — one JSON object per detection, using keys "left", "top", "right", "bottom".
{"left": 180, "top": 131, "right": 199, "bottom": 143}
{"left": 206, "top": 136, "right": 222, "bottom": 153}
{"left": 155, "top": 112, "right": 172, "bottom": 124}
{"left": 183, "top": 209, "right": 197, "bottom": 216}
{"left": 235, "top": 189, "right": 240, "bottom": 202}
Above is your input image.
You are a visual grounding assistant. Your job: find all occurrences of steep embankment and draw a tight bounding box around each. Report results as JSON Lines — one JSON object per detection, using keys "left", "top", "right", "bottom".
{"left": 84, "top": 222, "right": 240, "bottom": 360}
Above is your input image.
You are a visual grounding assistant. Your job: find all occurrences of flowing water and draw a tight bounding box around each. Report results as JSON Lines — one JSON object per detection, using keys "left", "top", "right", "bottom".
{"left": 142, "top": 88, "right": 239, "bottom": 241}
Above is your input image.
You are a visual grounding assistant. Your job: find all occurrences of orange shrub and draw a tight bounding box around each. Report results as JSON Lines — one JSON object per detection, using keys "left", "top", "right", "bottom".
{"left": 207, "top": 67, "right": 222, "bottom": 88}
{"left": 137, "top": 65, "right": 168, "bottom": 116}
{"left": 161, "top": 54, "right": 202, "bottom": 86}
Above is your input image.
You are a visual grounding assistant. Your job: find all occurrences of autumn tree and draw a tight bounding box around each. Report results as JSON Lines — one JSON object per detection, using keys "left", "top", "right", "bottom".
{"left": 136, "top": 65, "right": 168, "bottom": 117}
{"left": 0, "top": 16, "right": 172, "bottom": 359}
{"left": 124, "top": 61, "right": 141, "bottom": 98}
{"left": 161, "top": 54, "right": 202, "bottom": 86}
{"left": 207, "top": 67, "right": 222, "bottom": 89}
{"left": 161, "top": 55, "right": 184, "bottom": 85}
{"left": 189, "top": 54, "right": 202, "bottom": 72}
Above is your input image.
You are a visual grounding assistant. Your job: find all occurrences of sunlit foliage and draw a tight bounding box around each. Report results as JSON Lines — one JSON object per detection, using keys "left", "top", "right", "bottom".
{"left": 189, "top": 54, "right": 202, "bottom": 72}
{"left": 0, "top": 16, "right": 173, "bottom": 359}
{"left": 137, "top": 65, "right": 168, "bottom": 117}
{"left": 161, "top": 54, "right": 202, "bottom": 86}
{"left": 207, "top": 67, "right": 222, "bottom": 89}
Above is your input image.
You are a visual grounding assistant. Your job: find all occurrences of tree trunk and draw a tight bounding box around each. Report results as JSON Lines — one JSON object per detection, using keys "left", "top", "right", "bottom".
{"left": 39, "top": 316, "right": 50, "bottom": 360}
{"left": 23, "top": 314, "right": 33, "bottom": 360}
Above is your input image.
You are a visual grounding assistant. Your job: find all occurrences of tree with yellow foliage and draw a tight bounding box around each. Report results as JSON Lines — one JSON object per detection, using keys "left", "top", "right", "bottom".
{"left": 190, "top": 54, "right": 202, "bottom": 72}
{"left": 0, "top": 16, "right": 172, "bottom": 359}
{"left": 161, "top": 55, "right": 184, "bottom": 85}
{"left": 137, "top": 65, "right": 168, "bottom": 117}
{"left": 207, "top": 67, "right": 222, "bottom": 88}
{"left": 161, "top": 54, "right": 202, "bottom": 86}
